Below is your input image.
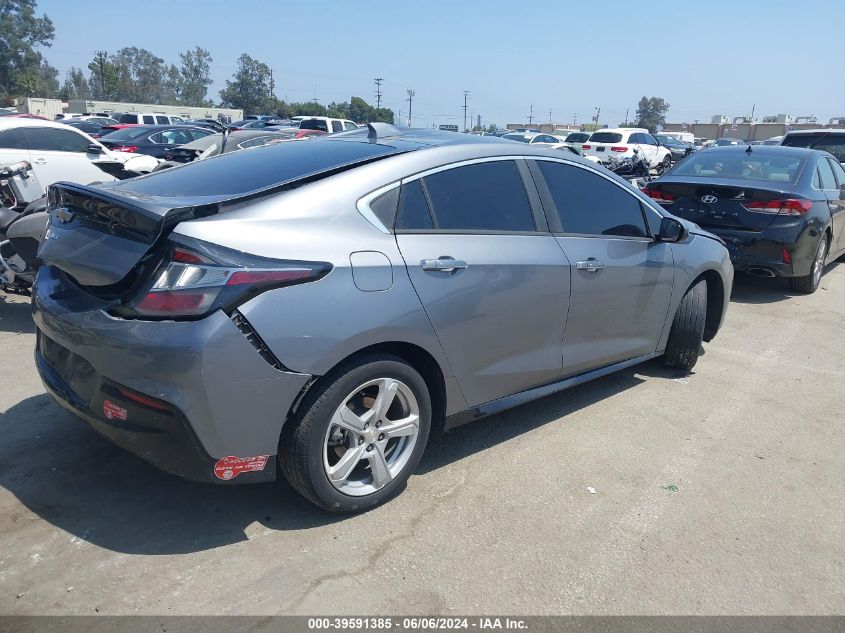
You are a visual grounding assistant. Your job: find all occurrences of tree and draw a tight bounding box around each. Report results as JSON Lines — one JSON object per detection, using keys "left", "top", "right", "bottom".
{"left": 88, "top": 50, "right": 120, "bottom": 100}
{"left": 219, "top": 53, "right": 274, "bottom": 114}
{"left": 61, "top": 66, "right": 91, "bottom": 100}
{"left": 634, "top": 96, "right": 670, "bottom": 133}
{"left": 0, "top": 0, "right": 57, "bottom": 100}
{"left": 176, "top": 46, "right": 213, "bottom": 106}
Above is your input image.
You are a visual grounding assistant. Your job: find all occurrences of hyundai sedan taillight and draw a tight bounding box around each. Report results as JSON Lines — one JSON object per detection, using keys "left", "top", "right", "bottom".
{"left": 742, "top": 198, "right": 813, "bottom": 216}
{"left": 113, "top": 237, "right": 332, "bottom": 319}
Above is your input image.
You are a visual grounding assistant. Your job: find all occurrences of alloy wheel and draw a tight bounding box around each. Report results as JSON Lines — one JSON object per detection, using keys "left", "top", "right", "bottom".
{"left": 322, "top": 377, "right": 420, "bottom": 496}
{"left": 812, "top": 235, "right": 827, "bottom": 288}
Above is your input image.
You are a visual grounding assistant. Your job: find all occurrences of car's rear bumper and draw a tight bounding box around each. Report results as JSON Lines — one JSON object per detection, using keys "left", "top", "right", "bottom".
{"left": 701, "top": 223, "right": 820, "bottom": 278}
{"left": 33, "top": 265, "right": 312, "bottom": 484}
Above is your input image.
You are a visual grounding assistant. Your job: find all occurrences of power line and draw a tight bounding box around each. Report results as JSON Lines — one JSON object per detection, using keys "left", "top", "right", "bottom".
{"left": 462, "top": 90, "right": 470, "bottom": 132}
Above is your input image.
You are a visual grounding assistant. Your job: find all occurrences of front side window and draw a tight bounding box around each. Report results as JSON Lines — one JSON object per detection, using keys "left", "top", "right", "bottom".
{"left": 155, "top": 116, "right": 169, "bottom": 124}
{"left": 537, "top": 161, "right": 648, "bottom": 238}
{"left": 24, "top": 127, "right": 90, "bottom": 153}
{"left": 331, "top": 121, "right": 343, "bottom": 133}
{"left": 343, "top": 121, "right": 358, "bottom": 130}
{"left": 422, "top": 161, "right": 535, "bottom": 232}
{"left": 0, "top": 128, "right": 28, "bottom": 149}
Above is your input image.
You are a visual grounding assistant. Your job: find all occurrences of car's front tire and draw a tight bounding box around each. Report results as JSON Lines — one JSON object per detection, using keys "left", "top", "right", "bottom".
{"left": 662, "top": 279, "right": 707, "bottom": 371}
{"left": 789, "top": 233, "right": 827, "bottom": 294}
{"left": 279, "top": 354, "right": 431, "bottom": 512}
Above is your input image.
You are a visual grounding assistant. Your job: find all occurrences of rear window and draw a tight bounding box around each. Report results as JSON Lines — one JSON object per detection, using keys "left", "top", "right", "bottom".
{"left": 100, "top": 127, "right": 152, "bottom": 141}
{"left": 112, "top": 139, "right": 397, "bottom": 197}
{"left": 589, "top": 132, "right": 623, "bottom": 143}
{"left": 670, "top": 151, "right": 804, "bottom": 183}
{"left": 300, "top": 119, "right": 329, "bottom": 132}
{"left": 118, "top": 114, "right": 139, "bottom": 124}
{"left": 503, "top": 134, "right": 530, "bottom": 143}
{"left": 782, "top": 133, "right": 845, "bottom": 163}
{"left": 565, "top": 133, "right": 589, "bottom": 143}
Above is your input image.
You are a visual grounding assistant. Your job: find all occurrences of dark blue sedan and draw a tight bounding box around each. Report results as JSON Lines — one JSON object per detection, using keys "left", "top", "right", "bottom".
{"left": 642, "top": 145, "right": 845, "bottom": 293}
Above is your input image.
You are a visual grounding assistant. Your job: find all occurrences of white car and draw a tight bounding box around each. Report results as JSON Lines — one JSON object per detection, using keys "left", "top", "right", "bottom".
{"left": 502, "top": 131, "right": 565, "bottom": 147}
{"left": 581, "top": 127, "right": 672, "bottom": 172}
{"left": 0, "top": 118, "right": 157, "bottom": 187}
{"left": 117, "top": 112, "right": 185, "bottom": 125}
{"left": 297, "top": 116, "right": 359, "bottom": 134}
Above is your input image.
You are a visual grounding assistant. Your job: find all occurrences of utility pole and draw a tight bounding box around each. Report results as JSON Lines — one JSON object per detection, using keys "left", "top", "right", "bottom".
{"left": 624, "top": 107, "right": 629, "bottom": 126}
{"left": 406, "top": 89, "right": 415, "bottom": 126}
{"left": 549, "top": 108, "right": 553, "bottom": 124}
{"left": 528, "top": 104, "right": 534, "bottom": 126}
{"left": 462, "top": 90, "right": 470, "bottom": 132}
{"left": 572, "top": 113, "right": 578, "bottom": 128}
{"left": 94, "top": 50, "right": 108, "bottom": 97}
{"left": 374, "top": 78, "right": 384, "bottom": 112}
{"left": 594, "top": 106, "right": 601, "bottom": 130}
{"left": 750, "top": 103, "right": 756, "bottom": 122}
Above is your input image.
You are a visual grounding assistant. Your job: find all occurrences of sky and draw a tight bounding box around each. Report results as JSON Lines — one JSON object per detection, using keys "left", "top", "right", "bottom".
{"left": 38, "top": 0, "right": 845, "bottom": 128}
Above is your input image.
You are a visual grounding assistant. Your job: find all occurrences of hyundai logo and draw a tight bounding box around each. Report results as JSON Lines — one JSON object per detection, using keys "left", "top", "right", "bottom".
{"left": 701, "top": 195, "right": 718, "bottom": 204}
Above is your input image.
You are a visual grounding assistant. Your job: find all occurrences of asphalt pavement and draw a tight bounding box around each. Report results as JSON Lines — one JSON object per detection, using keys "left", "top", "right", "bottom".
{"left": 0, "top": 267, "right": 843, "bottom": 615}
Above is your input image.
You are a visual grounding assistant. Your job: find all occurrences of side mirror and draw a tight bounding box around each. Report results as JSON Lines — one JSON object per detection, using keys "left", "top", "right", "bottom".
{"left": 656, "top": 217, "right": 685, "bottom": 242}
{"left": 87, "top": 143, "right": 103, "bottom": 154}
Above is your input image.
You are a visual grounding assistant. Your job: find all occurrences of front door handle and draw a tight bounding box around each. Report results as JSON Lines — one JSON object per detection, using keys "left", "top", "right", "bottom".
{"left": 576, "top": 259, "right": 606, "bottom": 273}
{"left": 32, "top": 157, "right": 47, "bottom": 165}
{"left": 420, "top": 257, "right": 468, "bottom": 273}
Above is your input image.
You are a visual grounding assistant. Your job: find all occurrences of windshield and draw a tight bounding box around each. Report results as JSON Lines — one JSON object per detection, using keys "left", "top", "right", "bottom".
{"left": 670, "top": 150, "right": 804, "bottom": 183}
{"left": 782, "top": 133, "right": 845, "bottom": 162}
{"left": 656, "top": 135, "right": 684, "bottom": 147}
{"left": 589, "top": 132, "right": 623, "bottom": 143}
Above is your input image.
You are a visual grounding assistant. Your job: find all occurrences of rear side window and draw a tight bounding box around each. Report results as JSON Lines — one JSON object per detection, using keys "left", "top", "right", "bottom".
{"left": 395, "top": 180, "right": 434, "bottom": 230}
{"left": 422, "top": 161, "right": 535, "bottom": 232}
{"left": 142, "top": 115, "right": 155, "bottom": 124}
{"left": 828, "top": 158, "right": 845, "bottom": 187}
{"left": 817, "top": 157, "right": 836, "bottom": 189}
{"left": 537, "top": 161, "right": 647, "bottom": 238}
{"left": 368, "top": 187, "right": 400, "bottom": 229}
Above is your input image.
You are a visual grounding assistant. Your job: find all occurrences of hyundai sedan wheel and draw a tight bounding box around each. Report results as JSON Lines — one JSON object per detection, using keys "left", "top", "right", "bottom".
{"left": 789, "top": 233, "right": 827, "bottom": 294}
{"left": 280, "top": 354, "right": 431, "bottom": 512}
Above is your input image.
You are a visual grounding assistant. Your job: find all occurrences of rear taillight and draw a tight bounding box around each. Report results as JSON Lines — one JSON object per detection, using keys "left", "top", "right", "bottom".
{"left": 113, "top": 145, "right": 138, "bottom": 153}
{"left": 610, "top": 146, "right": 627, "bottom": 152}
{"left": 114, "top": 239, "right": 331, "bottom": 319}
{"left": 582, "top": 144, "right": 591, "bottom": 149}
{"left": 742, "top": 199, "right": 813, "bottom": 216}
{"left": 641, "top": 186, "right": 677, "bottom": 203}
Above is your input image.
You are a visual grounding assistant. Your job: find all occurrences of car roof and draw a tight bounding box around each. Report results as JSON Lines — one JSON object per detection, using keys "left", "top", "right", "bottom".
{"left": 783, "top": 129, "right": 845, "bottom": 136}
{"left": 0, "top": 117, "right": 83, "bottom": 131}
{"left": 593, "top": 127, "right": 648, "bottom": 134}
{"left": 696, "top": 145, "right": 823, "bottom": 158}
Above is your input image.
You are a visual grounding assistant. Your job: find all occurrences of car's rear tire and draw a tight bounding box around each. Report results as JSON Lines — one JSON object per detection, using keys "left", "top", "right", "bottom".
{"left": 789, "top": 233, "right": 827, "bottom": 294}
{"left": 657, "top": 155, "right": 672, "bottom": 174}
{"left": 279, "top": 354, "right": 431, "bottom": 512}
{"left": 662, "top": 279, "right": 707, "bottom": 371}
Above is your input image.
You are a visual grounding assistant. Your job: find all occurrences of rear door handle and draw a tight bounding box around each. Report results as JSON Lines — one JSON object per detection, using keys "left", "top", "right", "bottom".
{"left": 576, "top": 259, "right": 606, "bottom": 273}
{"left": 32, "top": 157, "right": 47, "bottom": 165}
{"left": 420, "top": 257, "right": 468, "bottom": 273}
